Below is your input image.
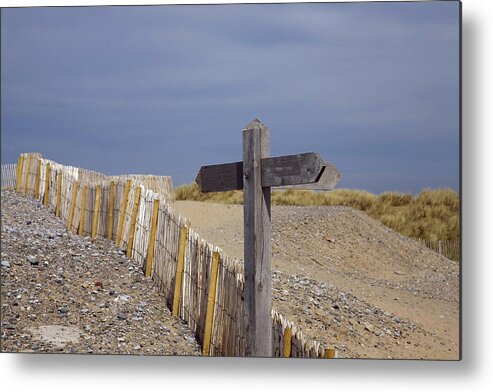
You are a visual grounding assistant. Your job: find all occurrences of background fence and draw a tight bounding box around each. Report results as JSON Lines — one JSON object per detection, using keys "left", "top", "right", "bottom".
{"left": 1, "top": 163, "right": 17, "bottom": 189}
{"left": 416, "top": 238, "right": 460, "bottom": 262}
{"left": 2, "top": 153, "right": 337, "bottom": 358}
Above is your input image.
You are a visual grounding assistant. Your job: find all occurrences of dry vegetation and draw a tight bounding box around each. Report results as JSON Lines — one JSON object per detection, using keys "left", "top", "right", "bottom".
{"left": 175, "top": 184, "right": 459, "bottom": 244}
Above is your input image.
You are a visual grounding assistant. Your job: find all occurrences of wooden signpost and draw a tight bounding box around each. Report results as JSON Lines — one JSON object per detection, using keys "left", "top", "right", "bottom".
{"left": 195, "top": 119, "right": 340, "bottom": 357}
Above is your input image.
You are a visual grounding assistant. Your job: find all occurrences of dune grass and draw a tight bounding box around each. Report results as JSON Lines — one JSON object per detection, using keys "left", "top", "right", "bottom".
{"left": 175, "top": 183, "right": 459, "bottom": 243}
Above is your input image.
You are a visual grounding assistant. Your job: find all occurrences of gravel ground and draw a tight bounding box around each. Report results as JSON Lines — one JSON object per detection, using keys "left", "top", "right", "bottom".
{"left": 1, "top": 189, "right": 201, "bottom": 356}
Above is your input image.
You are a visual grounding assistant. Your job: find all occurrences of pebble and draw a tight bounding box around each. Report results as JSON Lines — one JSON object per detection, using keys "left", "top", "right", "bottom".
{"left": 160, "top": 325, "right": 170, "bottom": 334}
{"left": 363, "top": 322, "right": 374, "bottom": 333}
{"left": 58, "top": 306, "right": 69, "bottom": 314}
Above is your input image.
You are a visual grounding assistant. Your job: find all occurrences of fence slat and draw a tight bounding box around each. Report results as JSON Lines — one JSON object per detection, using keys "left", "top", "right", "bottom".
{"left": 44, "top": 163, "right": 51, "bottom": 206}
{"left": 116, "top": 179, "right": 131, "bottom": 247}
{"left": 145, "top": 198, "right": 160, "bottom": 277}
{"left": 68, "top": 182, "right": 79, "bottom": 231}
{"left": 56, "top": 171, "right": 62, "bottom": 217}
{"left": 79, "top": 185, "right": 88, "bottom": 236}
{"left": 92, "top": 185, "right": 101, "bottom": 239}
{"left": 202, "top": 251, "right": 220, "bottom": 356}
{"left": 16, "top": 156, "right": 24, "bottom": 191}
{"left": 172, "top": 225, "right": 188, "bottom": 316}
{"left": 23, "top": 155, "right": 32, "bottom": 194}
{"left": 127, "top": 186, "right": 142, "bottom": 257}
{"left": 35, "top": 158, "right": 41, "bottom": 199}
{"left": 324, "top": 348, "right": 337, "bottom": 359}
{"left": 107, "top": 180, "right": 115, "bottom": 239}
{"left": 283, "top": 327, "right": 292, "bottom": 358}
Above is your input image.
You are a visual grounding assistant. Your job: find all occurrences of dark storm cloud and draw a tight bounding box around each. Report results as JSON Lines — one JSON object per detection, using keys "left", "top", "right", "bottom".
{"left": 1, "top": 1, "right": 460, "bottom": 193}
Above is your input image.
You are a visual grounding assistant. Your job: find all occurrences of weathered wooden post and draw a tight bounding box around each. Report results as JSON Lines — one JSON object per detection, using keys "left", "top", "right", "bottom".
{"left": 242, "top": 119, "right": 272, "bottom": 357}
{"left": 195, "top": 118, "right": 341, "bottom": 357}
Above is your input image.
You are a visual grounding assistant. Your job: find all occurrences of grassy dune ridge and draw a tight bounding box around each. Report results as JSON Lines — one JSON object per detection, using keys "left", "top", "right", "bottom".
{"left": 175, "top": 184, "right": 459, "bottom": 243}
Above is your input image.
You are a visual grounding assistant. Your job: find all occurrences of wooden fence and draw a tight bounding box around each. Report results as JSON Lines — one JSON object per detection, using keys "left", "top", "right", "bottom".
{"left": 1, "top": 163, "right": 17, "bottom": 189}
{"left": 11, "top": 152, "right": 337, "bottom": 358}
{"left": 416, "top": 238, "right": 460, "bottom": 261}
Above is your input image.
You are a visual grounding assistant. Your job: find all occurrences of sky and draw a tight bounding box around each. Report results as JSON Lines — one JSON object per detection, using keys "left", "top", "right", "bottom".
{"left": 0, "top": 1, "right": 460, "bottom": 194}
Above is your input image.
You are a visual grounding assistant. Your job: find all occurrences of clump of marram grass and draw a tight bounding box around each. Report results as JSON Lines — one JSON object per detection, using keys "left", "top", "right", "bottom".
{"left": 174, "top": 183, "right": 459, "bottom": 243}
{"left": 377, "top": 191, "right": 413, "bottom": 207}
{"left": 174, "top": 183, "right": 206, "bottom": 201}
{"left": 317, "top": 189, "right": 377, "bottom": 210}
{"left": 175, "top": 183, "right": 243, "bottom": 204}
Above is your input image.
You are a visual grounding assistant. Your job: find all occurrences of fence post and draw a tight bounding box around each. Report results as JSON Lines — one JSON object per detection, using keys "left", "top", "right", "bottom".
{"left": 126, "top": 186, "right": 142, "bottom": 257}
{"left": 68, "top": 181, "right": 79, "bottom": 231}
{"left": 44, "top": 163, "right": 51, "bottom": 207}
{"left": 172, "top": 225, "right": 188, "bottom": 316}
{"left": 107, "top": 180, "right": 115, "bottom": 239}
{"left": 35, "top": 158, "right": 41, "bottom": 200}
{"left": 438, "top": 240, "right": 443, "bottom": 255}
{"left": 23, "top": 155, "right": 32, "bottom": 194}
{"left": 116, "top": 179, "right": 131, "bottom": 247}
{"left": 16, "top": 155, "right": 24, "bottom": 192}
{"left": 56, "top": 171, "right": 62, "bottom": 217}
{"left": 243, "top": 119, "right": 272, "bottom": 357}
{"left": 92, "top": 185, "right": 101, "bottom": 240}
{"left": 202, "top": 251, "right": 220, "bottom": 356}
{"left": 144, "top": 198, "right": 160, "bottom": 277}
{"left": 78, "top": 185, "right": 88, "bottom": 236}
{"left": 283, "top": 327, "right": 292, "bottom": 358}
